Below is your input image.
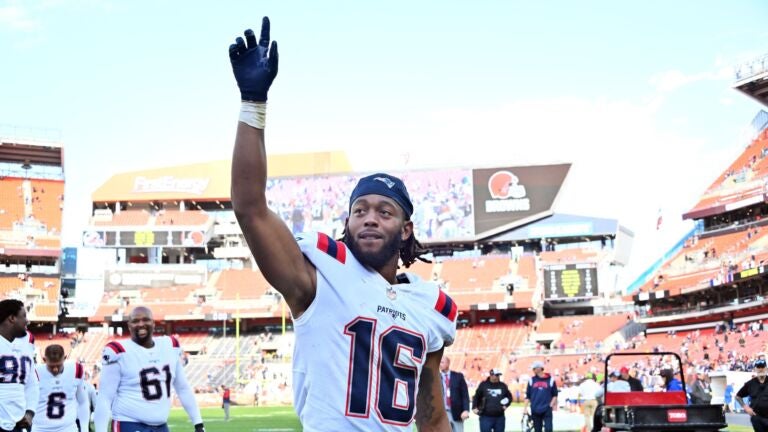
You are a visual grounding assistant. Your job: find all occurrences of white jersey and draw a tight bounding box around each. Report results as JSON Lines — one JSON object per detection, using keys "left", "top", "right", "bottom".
{"left": 32, "top": 362, "right": 88, "bottom": 432}
{"left": 292, "top": 232, "right": 458, "bottom": 431}
{"left": 0, "top": 332, "right": 38, "bottom": 430}
{"left": 98, "top": 336, "right": 185, "bottom": 425}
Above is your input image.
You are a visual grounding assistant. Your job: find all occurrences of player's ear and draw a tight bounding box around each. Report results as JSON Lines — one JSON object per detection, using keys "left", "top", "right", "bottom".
{"left": 401, "top": 220, "right": 413, "bottom": 241}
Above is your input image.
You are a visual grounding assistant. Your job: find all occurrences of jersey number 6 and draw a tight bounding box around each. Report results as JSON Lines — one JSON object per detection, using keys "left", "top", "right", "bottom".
{"left": 344, "top": 317, "right": 425, "bottom": 425}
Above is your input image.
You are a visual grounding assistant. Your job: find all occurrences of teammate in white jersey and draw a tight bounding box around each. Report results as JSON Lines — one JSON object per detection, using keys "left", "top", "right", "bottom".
{"left": 32, "top": 344, "right": 89, "bottom": 432}
{"left": 230, "top": 17, "right": 457, "bottom": 431}
{"left": 0, "top": 299, "right": 39, "bottom": 432}
{"left": 93, "top": 307, "right": 204, "bottom": 432}
{"left": 80, "top": 372, "right": 96, "bottom": 431}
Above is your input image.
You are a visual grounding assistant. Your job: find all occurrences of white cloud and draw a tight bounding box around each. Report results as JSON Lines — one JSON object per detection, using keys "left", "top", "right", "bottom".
{"left": 0, "top": 4, "right": 39, "bottom": 31}
{"left": 649, "top": 69, "right": 720, "bottom": 93}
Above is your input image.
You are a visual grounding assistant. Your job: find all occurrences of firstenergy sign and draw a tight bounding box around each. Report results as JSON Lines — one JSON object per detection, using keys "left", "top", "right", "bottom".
{"left": 473, "top": 164, "right": 571, "bottom": 237}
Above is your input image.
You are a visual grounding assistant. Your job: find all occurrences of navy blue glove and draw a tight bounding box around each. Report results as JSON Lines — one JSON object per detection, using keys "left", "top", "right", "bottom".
{"left": 229, "top": 16, "right": 279, "bottom": 102}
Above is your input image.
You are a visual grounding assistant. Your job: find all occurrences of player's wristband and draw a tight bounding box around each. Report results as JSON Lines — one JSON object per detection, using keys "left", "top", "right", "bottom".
{"left": 239, "top": 101, "right": 267, "bottom": 130}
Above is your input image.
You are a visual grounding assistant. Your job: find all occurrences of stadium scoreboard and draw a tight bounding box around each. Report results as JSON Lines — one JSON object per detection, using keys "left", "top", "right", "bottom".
{"left": 544, "top": 263, "right": 598, "bottom": 300}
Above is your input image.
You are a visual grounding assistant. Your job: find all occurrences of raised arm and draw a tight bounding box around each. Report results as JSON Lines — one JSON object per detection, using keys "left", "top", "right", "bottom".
{"left": 229, "top": 17, "right": 316, "bottom": 317}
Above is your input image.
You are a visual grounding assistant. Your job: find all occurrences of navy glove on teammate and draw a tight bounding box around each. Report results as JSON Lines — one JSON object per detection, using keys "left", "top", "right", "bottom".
{"left": 229, "top": 16, "right": 279, "bottom": 102}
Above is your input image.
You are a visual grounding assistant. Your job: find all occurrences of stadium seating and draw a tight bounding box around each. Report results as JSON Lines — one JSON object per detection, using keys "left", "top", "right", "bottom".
{"left": 539, "top": 315, "right": 629, "bottom": 349}
{"left": 141, "top": 285, "right": 196, "bottom": 302}
{"left": 93, "top": 210, "right": 151, "bottom": 226}
{"left": 0, "top": 275, "right": 24, "bottom": 296}
{"left": 0, "top": 178, "right": 25, "bottom": 230}
{"left": 539, "top": 248, "right": 599, "bottom": 265}
{"left": 439, "top": 256, "right": 511, "bottom": 291}
{"left": 155, "top": 209, "right": 210, "bottom": 226}
{"left": 517, "top": 255, "right": 538, "bottom": 289}
{"left": 29, "top": 180, "right": 64, "bottom": 233}
{"left": 216, "top": 269, "right": 270, "bottom": 300}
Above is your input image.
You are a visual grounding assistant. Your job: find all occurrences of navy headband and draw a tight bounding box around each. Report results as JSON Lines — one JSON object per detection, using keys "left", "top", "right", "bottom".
{"left": 349, "top": 173, "right": 413, "bottom": 219}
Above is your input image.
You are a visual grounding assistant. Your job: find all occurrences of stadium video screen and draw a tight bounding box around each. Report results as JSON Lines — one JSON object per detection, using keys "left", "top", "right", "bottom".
{"left": 544, "top": 263, "right": 598, "bottom": 300}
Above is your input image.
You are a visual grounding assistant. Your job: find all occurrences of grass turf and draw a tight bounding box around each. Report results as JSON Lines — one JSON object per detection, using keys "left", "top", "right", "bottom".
{"left": 165, "top": 405, "right": 754, "bottom": 431}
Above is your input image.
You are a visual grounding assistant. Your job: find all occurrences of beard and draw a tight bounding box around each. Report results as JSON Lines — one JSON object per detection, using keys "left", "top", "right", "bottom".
{"left": 131, "top": 329, "right": 153, "bottom": 345}
{"left": 345, "top": 231, "right": 402, "bottom": 271}
{"left": 14, "top": 325, "right": 27, "bottom": 338}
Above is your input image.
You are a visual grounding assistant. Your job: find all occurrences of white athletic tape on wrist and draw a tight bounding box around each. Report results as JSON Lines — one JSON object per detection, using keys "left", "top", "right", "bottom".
{"left": 239, "top": 102, "right": 267, "bottom": 129}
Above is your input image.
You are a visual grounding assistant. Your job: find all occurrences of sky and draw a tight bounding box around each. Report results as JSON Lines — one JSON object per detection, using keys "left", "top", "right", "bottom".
{"left": 1, "top": 0, "right": 767, "bottom": 289}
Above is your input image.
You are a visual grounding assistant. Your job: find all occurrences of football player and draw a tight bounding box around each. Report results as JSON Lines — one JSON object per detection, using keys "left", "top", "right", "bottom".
{"left": 229, "top": 17, "right": 457, "bottom": 431}
{"left": 93, "top": 307, "right": 204, "bottom": 432}
{"left": 32, "top": 345, "right": 89, "bottom": 432}
{"left": 0, "top": 299, "right": 39, "bottom": 432}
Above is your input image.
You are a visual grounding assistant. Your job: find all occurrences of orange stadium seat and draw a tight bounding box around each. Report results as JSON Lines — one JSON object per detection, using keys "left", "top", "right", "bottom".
{"left": 141, "top": 285, "right": 196, "bottom": 302}
{"left": 0, "top": 178, "right": 25, "bottom": 230}
{"left": 216, "top": 269, "right": 270, "bottom": 300}
{"left": 539, "top": 315, "right": 628, "bottom": 349}
{"left": 155, "top": 210, "right": 210, "bottom": 226}
{"left": 29, "top": 180, "right": 64, "bottom": 233}
{"left": 517, "top": 255, "right": 538, "bottom": 289}
{"left": 93, "top": 210, "right": 151, "bottom": 226}
{"left": 32, "top": 303, "right": 58, "bottom": 319}
{"left": 539, "top": 248, "right": 598, "bottom": 265}
{"left": 440, "top": 256, "right": 510, "bottom": 291}
{"left": 402, "top": 260, "right": 435, "bottom": 282}
{"left": 688, "top": 130, "right": 768, "bottom": 216}
{"left": 0, "top": 276, "right": 25, "bottom": 296}
{"left": 450, "top": 291, "right": 506, "bottom": 307}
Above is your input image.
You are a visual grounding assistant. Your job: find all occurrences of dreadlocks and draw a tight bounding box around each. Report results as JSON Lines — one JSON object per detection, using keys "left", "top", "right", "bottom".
{"left": 400, "top": 233, "right": 431, "bottom": 268}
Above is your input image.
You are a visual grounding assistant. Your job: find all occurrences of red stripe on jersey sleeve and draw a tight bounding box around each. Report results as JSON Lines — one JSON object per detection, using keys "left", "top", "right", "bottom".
{"left": 434, "top": 290, "right": 447, "bottom": 313}
{"left": 75, "top": 362, "right": 84, "bottom": 379}
{"left": 106, "top": 341, "right": 125, "bottom": 354}
{"left": 170, "top": 336, "right": 180, "bottom": 348}
{"left": 28, "top": 332, "right": 35, "bottom": 344}
{"left": 434, "top": 290, "right": 458, "bottom": 321}
{"left": 316, "top": 233, "right": 330, "bottom": 254}
{"left": 447, "top": 296, "right": 458, "bottom": 321}
{"left": 336, "top": 240, "right": 347, "bottom": 264}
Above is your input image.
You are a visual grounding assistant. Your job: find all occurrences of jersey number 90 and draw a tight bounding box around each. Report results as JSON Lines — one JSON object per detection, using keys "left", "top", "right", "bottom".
{"left": 344, "top": 317, "right": 425, "bottom": 426}
{"left": 0, "top": 355, "right": 33, "bottom": 384}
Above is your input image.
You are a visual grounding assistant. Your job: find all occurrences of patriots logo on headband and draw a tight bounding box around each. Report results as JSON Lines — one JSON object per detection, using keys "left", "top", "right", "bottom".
{"left": 374, "top": 177, "right": 395, "bottom": 188}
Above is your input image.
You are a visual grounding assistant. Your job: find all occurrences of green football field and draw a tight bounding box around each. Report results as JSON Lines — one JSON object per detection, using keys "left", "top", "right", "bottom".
{"left": 166, "top": 405, "right": 753, "bottom": 432}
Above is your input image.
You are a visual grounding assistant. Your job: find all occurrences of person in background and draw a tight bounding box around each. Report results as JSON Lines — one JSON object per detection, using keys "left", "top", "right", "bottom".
{"left": 578, "top": 373, "right": 600, "bottom": 432}
{"left": 661, "top": 369, "right": 683, "bottom": 391}
{"left": 736, "top": 359, "right": 768, "bottom": 431}
{"left": 472, "top": 369, "right": 511, "bottom": 432}
{"left": 689, "top": 372, "right": 713, "bottom": 405}
{"left": 607, "top": 371, "right": 630, "bottom": 393}
{"left": 523, "top": 361, "right": 558, "bottom": 432}
{"left": 221, "top": 385, "right": 231, "bottom": 422}
{"left": 439, "top": 357, "right": 470, "bottom": 432}
{"left": 619, "top": 367, "right": 643, "bottom": 392}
